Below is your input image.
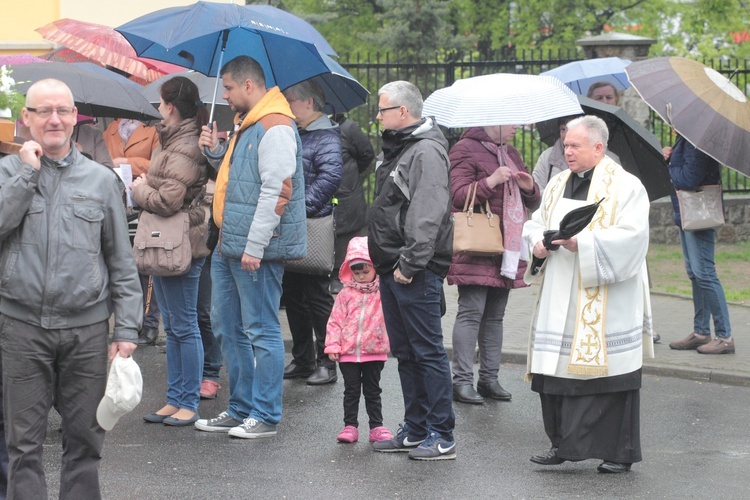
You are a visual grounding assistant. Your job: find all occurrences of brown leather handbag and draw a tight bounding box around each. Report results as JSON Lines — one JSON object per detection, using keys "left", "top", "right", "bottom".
{"left": 133, "top": 191, "right": 205, "bottom": 276}
{"left": 452, "top": 182, "right": 504, "bottom": 256}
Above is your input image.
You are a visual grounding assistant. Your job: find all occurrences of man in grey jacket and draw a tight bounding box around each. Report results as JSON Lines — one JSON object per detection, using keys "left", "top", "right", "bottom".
{"left": 368, "top": 81, "right": 456, "bottom": 460}
{"left": 0, "top": 79, "right": 142, "bottom": 499}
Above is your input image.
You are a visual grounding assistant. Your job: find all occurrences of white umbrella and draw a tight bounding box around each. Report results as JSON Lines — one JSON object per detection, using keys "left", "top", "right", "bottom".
{"left": 422, "top": 73, "right": 583, "bottom": 128}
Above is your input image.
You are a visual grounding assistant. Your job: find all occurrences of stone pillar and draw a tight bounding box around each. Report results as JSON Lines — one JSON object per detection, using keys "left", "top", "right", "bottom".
{"left": 576, "top": 32, "right": 656, "bottom": 61}
{"left": 576, "top": 32, "right": 657, "bottom": 128}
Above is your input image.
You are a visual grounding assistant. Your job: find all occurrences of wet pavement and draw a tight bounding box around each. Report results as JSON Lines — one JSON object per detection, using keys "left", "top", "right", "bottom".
{"left": 34, "top": 284, "right": 750, "bottom": 498}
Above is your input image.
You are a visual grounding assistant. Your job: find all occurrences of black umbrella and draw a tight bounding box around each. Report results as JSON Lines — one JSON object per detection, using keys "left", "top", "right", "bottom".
{"left": 530, "top": 198, "right": 605, "bottom": 276}
{"left": 536, "top": 96, "right": 673, "bottom": 201}
{"left": 12, "top": 62, "right": 161, "bottom": 121}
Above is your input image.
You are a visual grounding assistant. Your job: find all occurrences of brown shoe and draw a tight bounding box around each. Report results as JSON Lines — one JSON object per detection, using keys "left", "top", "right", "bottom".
{"left": 697, "top": 337, "right": 735, "bottom": 355}
{"left": 669, "top": 332, "right": 711, "bottom": 350}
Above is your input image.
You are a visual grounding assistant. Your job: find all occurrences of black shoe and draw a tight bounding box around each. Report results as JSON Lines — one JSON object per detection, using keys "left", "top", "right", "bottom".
{"left": 530, "top": 447, "right": 566, "bottom": 465}
{"left": 143, "top": 412, "right": 172, "bottom": 423}
{"left": 452, "top": 384, "right": 484, "bottom": 404}
{"left": 137, "top": 326, "right": 159, "bottom": 346}
{"left": 163, "top": 413, "right": 200, "bottom": 427}
{"left": 476, "top": 381, "right": 512, "bottom": 401}
{"left": 283, "top": 361, "right": 314, "bottom": 379}
{"left": 306, "top": 366, "right": 337, "bottom": 385}
{"left": 597, "top": 461, "right": 632, "bottom": 473}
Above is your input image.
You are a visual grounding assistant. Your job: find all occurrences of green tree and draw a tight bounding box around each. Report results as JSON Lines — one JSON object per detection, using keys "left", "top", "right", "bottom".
{"left": 272, "top": 0, "right": 383, "bottom": 56}
{"left": 257, "top": 0, "right": 750, "bottom": 60}
{"left": 365, "top": 0, "right": 471, "bottom": 58}
{"left": 655, "top": 0, "right": 750, "bottom": 59}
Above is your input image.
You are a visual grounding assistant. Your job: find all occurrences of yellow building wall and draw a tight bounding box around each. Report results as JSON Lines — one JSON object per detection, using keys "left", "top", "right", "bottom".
{"left": 1, "top": 0, "right": 59, "bottom": 55}
{"left": 1, "top": 0, "right": 213, "bottom": 56}
{"left": 60, "top": 0, "right": 199, "bottom": 29}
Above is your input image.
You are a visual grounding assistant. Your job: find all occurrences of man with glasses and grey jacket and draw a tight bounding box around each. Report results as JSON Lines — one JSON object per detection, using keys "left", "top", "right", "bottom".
{"left": 368, "top": 81, "right": 456, "bottom": 461}
{"left": 0, "top": 79, "right": 142, "bottom": 499}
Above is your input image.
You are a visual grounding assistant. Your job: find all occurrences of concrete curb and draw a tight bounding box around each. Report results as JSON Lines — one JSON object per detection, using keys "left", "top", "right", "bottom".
{"left": 651, "top": 290, "right": 750, "bottom": 309}
{"left": 501, "top": 349, "right": 750, "bottom": 388}
{"left": 281, "top": 338, "right": 750, "bottom": 389}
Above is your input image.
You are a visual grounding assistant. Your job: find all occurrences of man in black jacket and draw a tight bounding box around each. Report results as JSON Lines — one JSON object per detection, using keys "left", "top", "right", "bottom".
{"left": 368, "top": 81, "right": 456, "bottom": 461}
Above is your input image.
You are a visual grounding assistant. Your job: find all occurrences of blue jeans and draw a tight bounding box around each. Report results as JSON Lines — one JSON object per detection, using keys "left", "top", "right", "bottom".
{"left": 197, "top": 254, "right": 222, "bottom": 381}
{"left": 679, "top": 228, "right": 732, "bottom": 338}
{"left": 153, "top": 258, "right": 205, "bottom": 412}
{"left": 211, "top": 252, "right": 285, "bottom": 425}
{"left": 379, "top": 269, "right": 455, "bottom": 440}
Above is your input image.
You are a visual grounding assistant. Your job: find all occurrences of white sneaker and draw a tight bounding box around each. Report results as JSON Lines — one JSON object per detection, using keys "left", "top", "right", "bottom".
{"left": 227, "top": 417, "right": 277, "bottom": 439}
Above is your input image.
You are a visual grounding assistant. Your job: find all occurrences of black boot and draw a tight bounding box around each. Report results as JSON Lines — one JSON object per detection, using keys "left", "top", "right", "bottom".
{"left": 476, "top": 380, "right": 512, "bottom": 401}
{"left": 306, "top": 365, "right": 337, "bottom": 385}
{"left": 137, "top": 326, "right": 159, "bottom": 346}
{"left": 283, "top": 361, "right": 314, "bottom": 379}
{"left": 452, "top": 384, "right": 485, "bottom": 404}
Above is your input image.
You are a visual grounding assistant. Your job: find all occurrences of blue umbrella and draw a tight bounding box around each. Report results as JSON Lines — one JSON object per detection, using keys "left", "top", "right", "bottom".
{"left": 116, "top": 1, "right": 332, "bottom": 124}
{"left": 116, "top": 2, "right": 329, "bottom": 85}
{"left": 540, "top": 57, "right": 631, "bottom": 95}
{"left": 244, "top": 4, "right": 337, "bottom": 57}
{"left": 313, "top": 54, "right": 368, "bottom": 114}
{"left": 140, "top": 56, "right": 367, "bottom": 133}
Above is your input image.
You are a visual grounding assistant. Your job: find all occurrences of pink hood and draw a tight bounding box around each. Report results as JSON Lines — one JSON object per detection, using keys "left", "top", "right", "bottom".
{"left": 339, "top": 236, "right": 373, "bottom": 284}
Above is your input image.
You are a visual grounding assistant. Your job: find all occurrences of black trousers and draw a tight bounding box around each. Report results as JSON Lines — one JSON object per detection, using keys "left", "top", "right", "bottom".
{"left": 282, "top": 271, "right": 335, "bottom": 368}
{"left": 539, "top": 390, "right": 642, "bottom": 464}
{"left": 339, "top": 361, "right": 385, "bottom": 429}
{"left": 0, "top": 316, "right": 108, "bottom": 500}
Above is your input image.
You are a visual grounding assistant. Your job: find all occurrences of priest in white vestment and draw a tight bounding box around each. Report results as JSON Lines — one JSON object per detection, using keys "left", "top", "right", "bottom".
{"left": 523, "top": 115, "right": 655, "bottom": 474}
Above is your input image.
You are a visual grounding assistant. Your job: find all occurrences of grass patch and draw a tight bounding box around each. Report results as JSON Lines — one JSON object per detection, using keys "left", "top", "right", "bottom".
{"left": 648, "top": 242, "right": 750, "bottom": 305}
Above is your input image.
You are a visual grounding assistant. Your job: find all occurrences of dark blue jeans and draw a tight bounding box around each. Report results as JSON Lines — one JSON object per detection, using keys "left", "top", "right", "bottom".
{"left": 679, "top": 228, "right": 732, "bottom": 338}
{"left": 197, "top": 254, "right": 222, "bottom": 381}
{"left": 379, "top": 269, "right": 455, "bottom": 440}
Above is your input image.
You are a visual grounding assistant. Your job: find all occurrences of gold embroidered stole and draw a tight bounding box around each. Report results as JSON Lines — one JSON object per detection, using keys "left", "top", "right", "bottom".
{"left": 541, "top": 159, "right": 620, "bottom": 376}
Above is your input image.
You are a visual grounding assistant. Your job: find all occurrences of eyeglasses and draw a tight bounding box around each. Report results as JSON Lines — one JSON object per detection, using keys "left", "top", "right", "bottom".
{"left": 377, "top": 105, "right": 401, "bottom": 115}
{"left": 350, "top": 263, "right": 371, "bottom": 272}
{"left": 26, "top": 106, "right": 76, "bottom": 118}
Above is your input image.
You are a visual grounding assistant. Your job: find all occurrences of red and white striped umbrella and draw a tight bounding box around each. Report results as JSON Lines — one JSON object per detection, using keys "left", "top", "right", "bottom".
{"left": 422, "top": 73, "right": 583, "bottom": 128}
{"left": 36, "top": 18, "right": 184, "bottom": 83}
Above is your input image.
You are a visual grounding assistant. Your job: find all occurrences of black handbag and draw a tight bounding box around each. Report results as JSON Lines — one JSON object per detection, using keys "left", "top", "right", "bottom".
{"left": 284, "top": 213, "right": 336, "bottom": 275}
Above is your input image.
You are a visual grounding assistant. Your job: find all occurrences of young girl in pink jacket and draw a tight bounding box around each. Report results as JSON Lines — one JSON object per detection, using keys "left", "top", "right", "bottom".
{"left": 325, "top": 236, "right": 393, "bottom": 443}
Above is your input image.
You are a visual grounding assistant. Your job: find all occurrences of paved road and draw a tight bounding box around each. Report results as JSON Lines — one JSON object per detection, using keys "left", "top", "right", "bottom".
{"left": 36, "top": 286, "right": 749, "bottom": 498}
{"left": 42, "top": 355, "right": 750, "bottom": 499}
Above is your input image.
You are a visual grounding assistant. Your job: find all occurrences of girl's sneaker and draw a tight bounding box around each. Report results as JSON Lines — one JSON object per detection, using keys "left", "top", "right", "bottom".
{"left": 337, "top": 426, "right": 359, "bottom": 443}
{"left": 369, "top": 426, "right": 394, "bottom": 443}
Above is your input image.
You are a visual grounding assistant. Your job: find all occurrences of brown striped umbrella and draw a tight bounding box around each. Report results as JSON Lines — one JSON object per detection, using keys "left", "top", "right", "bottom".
{"left": 626, "top": 57, "right": 750, "bottom": 176}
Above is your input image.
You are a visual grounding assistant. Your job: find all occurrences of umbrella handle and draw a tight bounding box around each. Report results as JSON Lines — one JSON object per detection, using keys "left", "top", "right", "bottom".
{"left": 204, "top": 30, "right": 230, "bottom": 159}
{"left": 208, "top": 30, "right": 230, "bottom": 125}
{"left": 203, "top": 146, "right": 225, "bottom": 159}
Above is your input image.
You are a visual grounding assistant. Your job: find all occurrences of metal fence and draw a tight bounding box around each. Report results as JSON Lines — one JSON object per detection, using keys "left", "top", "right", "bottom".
{"left": 338, "top": 50, "right": 750, "bottom": 196}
